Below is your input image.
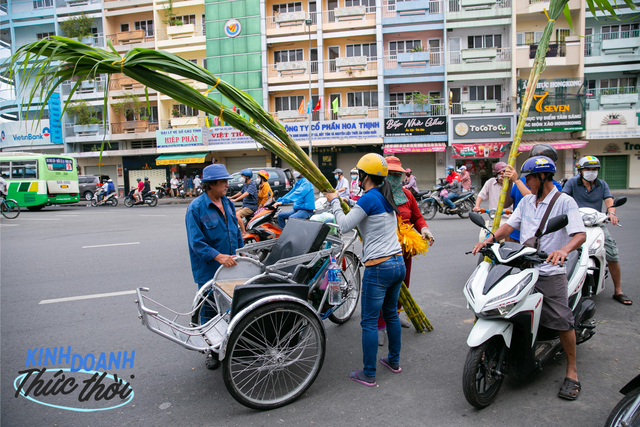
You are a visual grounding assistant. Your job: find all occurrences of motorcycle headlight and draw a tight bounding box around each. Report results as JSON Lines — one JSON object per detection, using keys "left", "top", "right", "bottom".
{"left": 464, "top": 265, "right": 480, "bottom": 303}
{"left": 582, "top": 213, "right": 597, "bottom": 227}
{"left": 589, "top": 237, "right": 603, "bottom": 255}
{"left": 481, "top": 273, "right": 533, "bottom": 316}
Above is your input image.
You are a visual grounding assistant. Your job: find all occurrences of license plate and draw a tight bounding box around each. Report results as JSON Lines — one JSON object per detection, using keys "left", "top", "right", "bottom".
{"left": 61, "top": 185, "right": 68, "bottom": 188}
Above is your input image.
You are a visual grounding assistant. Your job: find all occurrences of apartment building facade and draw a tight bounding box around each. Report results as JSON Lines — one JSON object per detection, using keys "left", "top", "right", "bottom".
{"left": 2, "top": 0, "right": 639, "bottom": 189}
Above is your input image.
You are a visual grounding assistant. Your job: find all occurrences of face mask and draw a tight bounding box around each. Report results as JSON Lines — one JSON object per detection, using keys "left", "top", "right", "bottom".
{"left": 351, "top": 175, "right": 358, "bottom": 180}
{"left": 334, "top": 175, "right": 339, "bottom": 180}
{"left": 256, "top": 178, "right": 261, "bottom": 184}
{"left": 582, "top": 170, "right": 598, "bottom": 182}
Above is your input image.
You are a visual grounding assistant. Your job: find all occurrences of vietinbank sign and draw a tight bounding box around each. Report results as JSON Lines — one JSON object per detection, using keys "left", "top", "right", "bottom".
{"left": 0, "top": 119, "right": 61, "bottom": 148}
{"left": 13, "top": 346, "right": 135, "bottom": 412}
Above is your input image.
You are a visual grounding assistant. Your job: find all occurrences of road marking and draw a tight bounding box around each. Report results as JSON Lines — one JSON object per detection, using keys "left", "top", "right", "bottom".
{"left": 14, "top": 218, "right": 61, "bottom": 221}
{"left": 82, "top": 242, "right": 140, "bottom": 249}
{"left": 139, "top": 215, "right": 166, "bottom": 217}
{"left": 56, "top": 214, "right": 79, "bottom": 217}
{"left": 0, "top": 223, "right": 20, "bottom": 227}
{"left": 39, "top": 290, "right": 137, "bottom": 305}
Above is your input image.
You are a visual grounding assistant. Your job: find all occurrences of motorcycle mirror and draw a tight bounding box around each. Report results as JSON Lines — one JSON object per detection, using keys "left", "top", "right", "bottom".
{"left": 470, "top": 212, "right": 488, "bottom": 229}
{"left": 543, "top": 215, "right": 568, "bottom": 235}
{"left": 613, "top": 197, "right": 627, "bottom": 208}
{"left": 273, "top": 190, "right": 279, "bottom": 198}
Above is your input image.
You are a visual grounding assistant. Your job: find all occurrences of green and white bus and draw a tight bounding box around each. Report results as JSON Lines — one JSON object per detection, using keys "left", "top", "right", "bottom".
{"left": 0, "top": 152, "right": 80, "bottom": 210}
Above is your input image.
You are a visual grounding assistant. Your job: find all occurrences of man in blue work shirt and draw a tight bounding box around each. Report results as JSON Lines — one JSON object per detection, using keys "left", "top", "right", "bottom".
{"left": 274, "top": 171, "right": 315, "bottom": 229}
{"left": 186, "top": 163, "right": 243, "bottom": 370}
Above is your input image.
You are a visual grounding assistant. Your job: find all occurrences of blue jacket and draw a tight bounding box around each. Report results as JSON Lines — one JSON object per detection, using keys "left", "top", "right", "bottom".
{"left": 186, "top": 193, "right": 244, "bottom": 285}
{"left": 107, "top": 182, "right": 115, "bottom": 193}
{"left": 279, "top": 177, "right": 315, "bottom": 211}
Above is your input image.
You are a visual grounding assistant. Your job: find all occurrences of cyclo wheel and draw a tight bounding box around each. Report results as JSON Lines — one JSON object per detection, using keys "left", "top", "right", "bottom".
{"left": 1, "top": 199, "right": 20, "bottom": 219}
{"left": 462, "top": 337, "right": 505, "bottom": 409}
{"left": 604, "top": 387, "right": 640, "bottom": 427}
{"left": 222, "top": 301, "right": 326, "bottom": 410}
{"left": 329, "top": 251, "right": 361, "bottom": 324}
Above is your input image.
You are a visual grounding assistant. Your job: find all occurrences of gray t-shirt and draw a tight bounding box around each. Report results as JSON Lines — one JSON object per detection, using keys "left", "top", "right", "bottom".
{"left": 562, "top": 175, "right": 612, "bottom": 212}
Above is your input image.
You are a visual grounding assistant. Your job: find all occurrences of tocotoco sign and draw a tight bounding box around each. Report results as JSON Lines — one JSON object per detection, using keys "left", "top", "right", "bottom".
{"left": 449, "top": 114, "right": 514, "bottom": 142}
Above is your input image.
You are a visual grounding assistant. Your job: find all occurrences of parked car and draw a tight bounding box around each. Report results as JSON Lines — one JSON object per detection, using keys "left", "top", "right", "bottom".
{"left": 227, "top": 168, "right": 293, "bottom": 200}
{"left": 79, "top": 175, "right": 110, "bottom": 201}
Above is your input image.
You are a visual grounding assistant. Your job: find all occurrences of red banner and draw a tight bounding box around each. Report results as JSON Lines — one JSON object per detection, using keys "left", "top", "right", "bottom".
{"left": 451, "top": 142, "right": 509, "bottom": 159}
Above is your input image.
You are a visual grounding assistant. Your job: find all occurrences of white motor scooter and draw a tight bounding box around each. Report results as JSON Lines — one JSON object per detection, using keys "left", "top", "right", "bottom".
{"left": 91, "top": 189, "right": 118, "bottom": 207}
{"left": 578, "top": 197, "right": 626, "bottom": 297}
{"left": 461, "top": 212, "right": 597, "bottom": 409}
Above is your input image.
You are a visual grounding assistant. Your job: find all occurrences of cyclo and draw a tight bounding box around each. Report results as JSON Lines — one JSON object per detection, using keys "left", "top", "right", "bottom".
{"left": 134, "top": 218, "right": 362, "bottom": 409}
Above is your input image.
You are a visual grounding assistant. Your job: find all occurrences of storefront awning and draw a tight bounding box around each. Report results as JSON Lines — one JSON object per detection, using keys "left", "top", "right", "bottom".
{"left": 451, "top": 142, "right": 509, "bottom": 159}
{"left": 155, "top": 153, "right": 207, "bottom": 166}
{"left": 518, "top": 140, "right": 587, "bottom": 152}
{"left": 383, "top": 143, "right": 447, "bottom": 153}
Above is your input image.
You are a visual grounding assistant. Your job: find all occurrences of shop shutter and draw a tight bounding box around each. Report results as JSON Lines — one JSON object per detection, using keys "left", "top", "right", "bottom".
{"left": 225, "top": 156, "right": 267, "bottom": 174}
{"left": 600, "top": 155, "right": 628, "bottom": 190}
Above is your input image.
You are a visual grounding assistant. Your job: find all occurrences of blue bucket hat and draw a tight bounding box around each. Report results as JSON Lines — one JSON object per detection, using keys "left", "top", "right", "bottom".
{"left": 202, "top": 164, "right": 232, "bottom": 182}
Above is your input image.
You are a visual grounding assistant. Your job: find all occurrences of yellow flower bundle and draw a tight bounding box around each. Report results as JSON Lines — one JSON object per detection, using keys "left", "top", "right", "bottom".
{"left": 397, "top": 218, "right": 429, "bottom": 257}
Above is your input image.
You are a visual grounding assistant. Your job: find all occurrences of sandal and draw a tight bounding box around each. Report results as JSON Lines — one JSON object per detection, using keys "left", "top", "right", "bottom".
{"left": 613, "top": 294, "right": 633, "bottom": 305}
{"left": 558, "top": 377, "right": 581, "bottom": 400}
{"left": 349, "top": 370, "right": 376, "bottom": 387}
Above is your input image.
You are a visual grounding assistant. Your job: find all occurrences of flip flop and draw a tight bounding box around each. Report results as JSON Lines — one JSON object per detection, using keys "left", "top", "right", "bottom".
{"left": 349, "top": 370, "right": 376, "bottom": 387}
{"left": 613, "top": 294, "right": 633, "bottom": 305}
{"left": 558, "top": 377, "right": 581, "bottom": 400}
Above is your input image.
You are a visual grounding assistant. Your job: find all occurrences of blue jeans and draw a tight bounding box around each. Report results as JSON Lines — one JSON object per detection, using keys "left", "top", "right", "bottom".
{"left": 277, "top": 208, "right": 313, "bottom": 229}
{"left": 360, "top": 255, "right": 406, "bottom": 377}
{"left": 443, "top": 193, "right": 459, "bottom": 209}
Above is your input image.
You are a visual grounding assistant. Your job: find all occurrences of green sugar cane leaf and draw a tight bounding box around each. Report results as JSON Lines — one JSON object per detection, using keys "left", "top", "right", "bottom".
{"left": 593, "top": 0, "right": 618, "bottom": 18}
{"left": 620, "top": 0, "right": 637, "bottom": 10}
{"left": 585, "top": 0, "right": 599, "bottom": 19}
{"left": 563, "top": 3, "right": 574, "bottom": 32}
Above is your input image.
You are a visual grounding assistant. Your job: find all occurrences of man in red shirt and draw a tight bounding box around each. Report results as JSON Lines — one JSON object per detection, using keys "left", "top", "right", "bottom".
{"left": 136, "top": 178, "right": 144, "bottom": 203}
{"left": 443, "top": 165, "right": 461, "bottom": 210}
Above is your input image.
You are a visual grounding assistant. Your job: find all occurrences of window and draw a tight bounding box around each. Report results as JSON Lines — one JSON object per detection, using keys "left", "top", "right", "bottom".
{"left": 203, "top": 58, "right": 208, "bottom": 70}
{"left": 175, "top": 15, "right": 196, "bottom": 25}
{"left": 345, "top": 0, "right": 375, "bottom": 12}
{"left": 429, "top": 91, "right": 441, "bottom": 101}
{"left": 273, "top": 2, "right": 302, "bottom": 13}
{"left": 36, "top": 32, "right": 55, "bottom": 40}
{"left": 0, "top": 162, "right": 9, "bottom": 179}
{"left": 134, "top": 20, "right": 154, "bottom": 37}
{"left": 120, "top": 23, "right": 130, "bottom": 32}
{"left": 188, "top": 59, "right": 198, "bottom": 65}
{"left": 10, "top": 161, "right": 38, "bottom": 179}
{"left": 517, "top": 31, "right": 543, "bottom": 46}
{"left": 468, "top": 35, "right": 502, "bottom": 49}
{"left": 469, "top": 85, "right": 502, "bottom": 101}
{"left": 274, "top": 49, "right": 304, "bottom": 63}
{"left": 347, "top": 91, "right": 378, "bottom": 107}
{"left": 389, "top": 92, "right": 414, "bottom": 104}
{"left": 389, "top": 40, "right": 421, "bottom": 56}
{"left": 275, "top": 95, "right": 305, "bottom": 111}
{"left": 33, "top": 0, "right": 53, "bottom": 9}
{"left": 600, "top": 78, "right": 638, "bottom": 93}
{"left": 602, "top": 23, "right": 640, "bottom": 39}
{"left": 141, "top": 106, "right": 159, "bottom": 123}
{"left": 173, "top": 104, "right": 199, "bottom": 117}
{"left": 202, "top": 14, "right": 206, "bottom": 36}
{"left": 346, "top": 43, "right": 377, "bottom": 60}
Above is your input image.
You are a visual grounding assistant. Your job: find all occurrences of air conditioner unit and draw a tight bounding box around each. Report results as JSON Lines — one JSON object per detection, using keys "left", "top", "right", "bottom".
{"left": 462, "top": 86, "right": 468, "bottom": 94}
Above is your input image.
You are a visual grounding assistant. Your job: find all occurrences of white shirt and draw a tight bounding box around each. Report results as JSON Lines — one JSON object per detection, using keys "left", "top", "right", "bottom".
{"left": 336, "top": 176, "right": 350, "bottom": 199}
{"left": 193, "top": 177, "right": 201, "bottom": 188}
{"left": 507, "top": 187, "right": 585, "bottom": 276}
{"left": 478, "top": 177, "right": 512, "bottom": 210}
{"left": 0, "top": 176, "right": 6, "bottom": 196}
{"left": 170, "top": 178, "right": 179, "bottom": 189}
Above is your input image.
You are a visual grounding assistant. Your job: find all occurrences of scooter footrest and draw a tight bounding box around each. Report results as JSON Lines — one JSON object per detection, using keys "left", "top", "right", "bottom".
{"left": 534, "top": 339, "right": 561, "bottom": 363}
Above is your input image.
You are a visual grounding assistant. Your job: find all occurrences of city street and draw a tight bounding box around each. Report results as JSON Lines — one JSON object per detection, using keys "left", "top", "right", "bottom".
{"left": 1, "top": 195, "right": 638, "bottom": 427}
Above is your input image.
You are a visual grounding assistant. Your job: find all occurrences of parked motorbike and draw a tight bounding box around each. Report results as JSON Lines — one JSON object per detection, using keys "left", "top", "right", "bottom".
{"left": 177, "top": 183, "right": 186, "bottom": 199}
{"left": 578, "top": 197, "right": 626, "bottom": 297}
{"left": 91, "top": 189, "right": 118, "bottom": 207}
{"left": 461, "top": 212, "right": 597, "bottom": 409}
{"left": 124, "top": 189, "right": 158, "bottom": 207}
{"left": 419, "top": 179, "right": 476, "bottom": 220}
{"left": 604, "top": 373, "right": 640, "bottom": 427}
{"left": 155, "top": 182, "right": 170, "bottom": 199}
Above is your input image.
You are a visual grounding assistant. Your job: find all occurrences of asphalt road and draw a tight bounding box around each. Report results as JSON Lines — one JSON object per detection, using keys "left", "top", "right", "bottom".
{"left": 1, "top": 195, "right": 638, "bottom": 427}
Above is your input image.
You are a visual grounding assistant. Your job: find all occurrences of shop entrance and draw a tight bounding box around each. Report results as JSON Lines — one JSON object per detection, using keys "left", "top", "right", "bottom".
{"left": 455, "top": 158, "right": 500, "bottom": 189}
{"left": 319, "top": 152, "right": 337, "bottom": 185}
{"left": 600, "top": 155, "right": 628, "bottom": 189}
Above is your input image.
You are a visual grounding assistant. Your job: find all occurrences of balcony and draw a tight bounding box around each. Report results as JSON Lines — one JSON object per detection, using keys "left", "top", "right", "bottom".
{"left": 273, "top": 110, "right": 321, "bottom": 122}
{"left": 9, "top": 0, "right": 55, "bottom": 17}
{"left": 61, "top": 77, "right": 107, "bottom": 97}
{"left": 385, "top": 102, "right": 447, "bottom": 117}
{"left": 63, "top": 33, "right": 105, "bottom": 47}
{"left": 447, "top": 47, "right": 511, "bottom": 74}
{"left": 445, "top": 0, "right": 510, "bottom": 25}
{"left": 64, "top": 123, "right": 109, "bottom": 141}
{"left": 382, "top": 0, "right": 443, "bottom": 23}
{"left": 266, "top": 61, "right": 319, "bottom": 85}
{"left": 383, "top": 51, "right": 444, "bottom": 79}
{"left": 450, "top": 100, "right": 512, "bottom": 114}
{"left": 322, "top": 8, "right": 376, "bottom": 32}
{"left": 324, "top": 57, "right": 378, "bottom": 81}
{"left": 111, "top": 121, "right": 158, "bottom": 137}
{"left": 160, "top": 117, "right": 206, "bottom": 130}
{"left": 106, "top": 31, "right": 154, "bottom": 50}
{"left": 516, "top": 41, "right": 580, "bottom": 67}
{"left": 265, "top": 12, "right": 318, "bottom": 37}
{"left": 516, "top": 0, "right": 580, "bottom": 14}
{"left": 584, "top": 31, "right": 640, "bottom": 66}
{"left": 57, "top": 0, "right": 102, "bottom": 10}
{"left": 156, "top": 25, "right": 206, "bottom": 49}
{"left": 585, "top": 87, "right": 639, "bottom": 110}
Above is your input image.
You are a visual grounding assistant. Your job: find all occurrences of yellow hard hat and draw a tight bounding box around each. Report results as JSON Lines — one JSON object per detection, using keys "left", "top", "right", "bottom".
{"left": 356, "top": 153, "right": 388, "bottom": 177}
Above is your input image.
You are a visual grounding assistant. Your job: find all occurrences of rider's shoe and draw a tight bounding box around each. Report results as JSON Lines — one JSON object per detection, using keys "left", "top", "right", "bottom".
{"left": 205, "top": 352, "right": 220, "bottom": 370}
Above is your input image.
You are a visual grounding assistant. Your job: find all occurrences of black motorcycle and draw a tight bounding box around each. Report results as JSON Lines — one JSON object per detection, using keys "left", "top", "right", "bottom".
{"left": 155, "top": 182, "right": 170, "bottom": 199}
{"left": 419, "top": 178, "right": 477, "bottom": 220}
{"left": 605, "top": 373, "right": 640, "bottom": 427}
{"left": 124, "top": 189, "right": 158, "bottom": 207}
